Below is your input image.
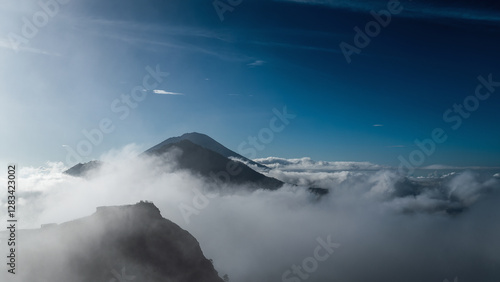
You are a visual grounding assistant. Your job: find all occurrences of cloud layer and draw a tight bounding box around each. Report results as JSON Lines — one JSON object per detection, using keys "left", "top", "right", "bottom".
{"left": 253, "top": 156, "right": 385, "bottom": 171}
{"left": 1, "top": 146, "right": 500, "bottom": 282}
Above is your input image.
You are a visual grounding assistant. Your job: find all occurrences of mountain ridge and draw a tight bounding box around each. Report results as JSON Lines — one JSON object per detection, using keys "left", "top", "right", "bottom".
{"left": 62, "top": 132, "right": 327, "bottom": 194}
{"left": 0, "top": 201, "right": 225, "bottom": 282}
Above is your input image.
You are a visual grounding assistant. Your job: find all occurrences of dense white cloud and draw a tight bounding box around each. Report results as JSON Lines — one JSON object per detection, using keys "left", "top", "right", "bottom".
{"left": 253, "top": 156, "right": 385, "bottom": 171}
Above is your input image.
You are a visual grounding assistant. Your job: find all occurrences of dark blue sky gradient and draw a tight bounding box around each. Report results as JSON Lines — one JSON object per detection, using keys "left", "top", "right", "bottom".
{"left": 1, "top": 0, "right": 499, "bottom": 167}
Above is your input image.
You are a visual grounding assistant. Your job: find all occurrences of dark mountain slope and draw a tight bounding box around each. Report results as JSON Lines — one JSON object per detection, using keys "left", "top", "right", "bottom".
{"left": 2, "top": 202, "right": 224, "bottom": 282}
{"left": 145, "top": 132, "right": 267, "bottom": 169}
{"left": 147, "top": 139, "right": 283, "bottom": 190}
{"left": 64, "top": 160, "right": 102, "bottom": 177}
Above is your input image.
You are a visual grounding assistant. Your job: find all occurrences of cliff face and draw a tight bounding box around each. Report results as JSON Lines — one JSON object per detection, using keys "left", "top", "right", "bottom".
{"left": 5, "top": 202, "right": 224, "bottom": 282}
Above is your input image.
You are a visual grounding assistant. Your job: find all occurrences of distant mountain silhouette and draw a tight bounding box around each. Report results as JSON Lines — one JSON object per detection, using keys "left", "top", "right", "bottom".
{"left": 147, "top": 139, "right": 283, "bottom": 190}
{"left": 64, "top": 160, "right": 102, "bottom": 177}
{"left": 1, "top": 202, "right": 224, "bottom": 282}
{"left": 145, "top": 132, "right": 268, "bottom": 169}
{"left": 63, "top": 132, "right": 327, "bottom": 194}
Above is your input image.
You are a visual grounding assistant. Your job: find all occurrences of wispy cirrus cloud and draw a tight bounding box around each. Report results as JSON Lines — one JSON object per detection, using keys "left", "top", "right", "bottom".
{"left": 247, "top": 59, "right": 266, "bottom": 67}
{"left": 0, "top": 38, "right": 60, "bottom": 56}
{"left": 276, "top": 0, "right": 500, "bottom": 22}
{"left": 70, "top": 18, "right": 255, "bottom": 63}
{"left": 153, "top": 89, "right": 184, "bottom": 95}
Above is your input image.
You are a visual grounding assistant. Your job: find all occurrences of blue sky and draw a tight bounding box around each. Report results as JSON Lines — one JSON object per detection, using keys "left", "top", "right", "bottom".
{"left": 1, "top": 0, "right": 500, "bottom": 167}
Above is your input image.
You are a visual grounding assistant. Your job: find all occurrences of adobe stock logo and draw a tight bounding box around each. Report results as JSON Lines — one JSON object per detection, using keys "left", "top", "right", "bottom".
{"left": 64, "top": 65, "right": 169, "bottom": 165}
{"left": 281, "top": 235, "right": 340, "bottom": 282}
{"left": 398, "top": 74, "right": 499, "bottom": 175}
{"left": 178, "top": 106, "right": 295, "bottom": 224}
{"left": 8, "top": 0, "right": 71, "bottom": 52}
{"left": 213, "top": 0, "right": 243, "bottom": 22}
{"left": 238, "top": 106, "right": 296, "bottom": 159}
{"left": 109, "top": 267, "right": 135, "bottom": 282}
{"left": 339, "top": 0, "right": 404, "bottom": 63}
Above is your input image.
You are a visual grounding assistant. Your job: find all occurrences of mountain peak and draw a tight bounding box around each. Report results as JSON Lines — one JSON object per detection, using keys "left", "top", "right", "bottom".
{"left": 181, "top": 132, "right": 208, "bottom": 137}
{"left": 145, "top": 132, "right": 267, "bottom": 169}
{"left": 147, "top": 139, "right": 283, "bottom": 190}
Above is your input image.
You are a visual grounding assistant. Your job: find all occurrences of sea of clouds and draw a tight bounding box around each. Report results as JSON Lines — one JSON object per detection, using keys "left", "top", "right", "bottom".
{"left": 1, "top": 145, "right": 500, "bottom": 282}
